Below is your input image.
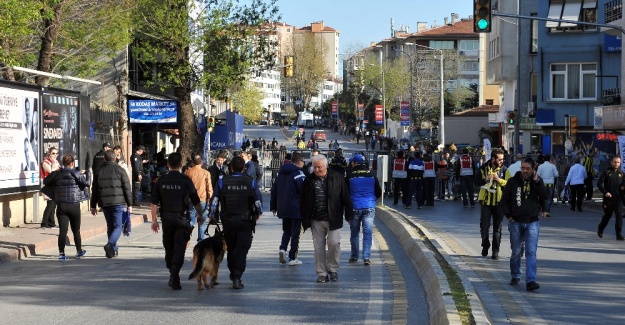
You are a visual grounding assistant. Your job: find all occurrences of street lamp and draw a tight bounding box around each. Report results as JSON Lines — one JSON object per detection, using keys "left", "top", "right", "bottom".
{"left": 373, "top": 47, "right": 387, "bottom": 136}
{"left": 405, "top": 44, "right": 445, "bottom": 146}
{"left": 395, "top": 47, "right": 414, "bottom": 131}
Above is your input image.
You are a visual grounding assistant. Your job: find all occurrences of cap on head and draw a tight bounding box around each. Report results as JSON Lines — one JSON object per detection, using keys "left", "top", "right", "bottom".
{"left": 350, "top": 154, "right": 365, "bottom": 164}
{"left": 136, "top": 145, "right": 145, "bottom": 151}
{"left": 102, "top": 142, "right": 111, "bottom": 149}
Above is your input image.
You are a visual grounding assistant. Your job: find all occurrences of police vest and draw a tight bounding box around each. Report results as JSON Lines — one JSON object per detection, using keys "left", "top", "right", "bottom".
{"left": 423, "top": 161, "right": 436, "bottom": 178}
{"left": 220, "top": 175, "right": 254, "bottom": 217}
{"left": 158, "top": 172, "right": 193, "bottom": 214}
{"left": 392, "top": 158, "right": 407, "bottom": 179}
{"left": 459, "top": 155, "right": 473, "bottom": 176}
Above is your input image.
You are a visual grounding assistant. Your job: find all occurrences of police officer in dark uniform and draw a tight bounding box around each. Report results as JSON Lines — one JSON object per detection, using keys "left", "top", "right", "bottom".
{"left": 209, "top": 156, "right": 262, "bottom": 289}
{"left": 92, "top": 142, "right": 111, "bottom": 176}
{"left": 150, "top": 152, "right": 204, "bottom": 290}
{"left": 329, "top": 148, "right": 347, "bottom": 177}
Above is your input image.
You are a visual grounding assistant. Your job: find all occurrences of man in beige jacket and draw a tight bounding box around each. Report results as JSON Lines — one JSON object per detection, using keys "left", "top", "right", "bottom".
{"left": 184, "top": 153, "right": 213, "bottom": 241}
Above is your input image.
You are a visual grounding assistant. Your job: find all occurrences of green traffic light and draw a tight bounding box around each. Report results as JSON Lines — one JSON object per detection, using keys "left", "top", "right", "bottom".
{"left": 477, "top": 18, "right": 489, "bottom": 30}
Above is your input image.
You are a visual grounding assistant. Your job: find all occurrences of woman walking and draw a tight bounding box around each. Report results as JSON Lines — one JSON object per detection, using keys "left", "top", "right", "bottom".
{"left": 43, "top": 154, "right": 90, "bottom": 261}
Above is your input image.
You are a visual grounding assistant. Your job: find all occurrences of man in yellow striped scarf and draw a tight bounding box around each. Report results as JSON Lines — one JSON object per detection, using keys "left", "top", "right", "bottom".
{"left": 475, "top": 148, "right": 509, "bottom": 259}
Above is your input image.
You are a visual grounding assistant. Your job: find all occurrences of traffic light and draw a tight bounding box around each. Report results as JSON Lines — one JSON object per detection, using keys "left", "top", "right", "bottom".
{"left": 507, "top": 111, "right": 515, "bottom": 125}
{"left": 284, "top": 55, "right": 294, "bottom": 77}
{"left": 569, "top": 116, "right": 578, "bottom": 135}
{"left": 474, "top": 0, "right": 492, "bottom": 33}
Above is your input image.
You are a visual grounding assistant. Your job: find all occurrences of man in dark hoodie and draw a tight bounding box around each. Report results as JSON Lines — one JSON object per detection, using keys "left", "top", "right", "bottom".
{"left": 500, "top": 157, "right": 548, "bottom": 291}
{"left": 270, "top": 152, "right": 306, "bottom": 265}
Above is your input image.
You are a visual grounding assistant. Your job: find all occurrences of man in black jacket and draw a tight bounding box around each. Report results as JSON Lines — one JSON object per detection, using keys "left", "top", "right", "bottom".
{"left": 92, "top": 142, "right": 111, "bottom": 176}
{"left": 500, "top": 157, "right": 548, "bottom": 291}
{"left": 597, "top": 156, "right": 625, "bottom": 240}
{"left": 90, "top": 150, "right": 133, "bottom": 258}
{"left": 301, "top": 154, "right": 353, "bottom": 283}
{"left": 130, "top": 145, "right": 145, "bottom": 205}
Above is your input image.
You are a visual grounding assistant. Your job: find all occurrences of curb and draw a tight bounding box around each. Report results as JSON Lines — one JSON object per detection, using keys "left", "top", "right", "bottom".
{"left": 0, "top": 212, "right": 148, "bottom": 263}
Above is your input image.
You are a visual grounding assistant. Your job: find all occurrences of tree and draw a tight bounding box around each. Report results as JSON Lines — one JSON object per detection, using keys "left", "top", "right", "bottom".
{"left": 133, "top": 0, "right": 279, "bottom": 159}
{"left": 359, "top": 54, "right": 409, "bottom": 125}
{"left": 0, "top": 0, "right": 135, "bottom": 86}
{"left": 289, "top": 33, "right": 326, "bottom": 111}
{"left": 231, "top": 80, "right": 264, "bottom": 123}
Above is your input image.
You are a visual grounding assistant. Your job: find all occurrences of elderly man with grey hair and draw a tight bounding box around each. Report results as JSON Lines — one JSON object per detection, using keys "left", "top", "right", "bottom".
{"left": 301, "top": 154, "right": 353, "bottom": 283}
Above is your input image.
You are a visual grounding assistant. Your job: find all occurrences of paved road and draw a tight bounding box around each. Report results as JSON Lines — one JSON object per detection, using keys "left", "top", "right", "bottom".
{"left": 393, "top": 197, "right": 625, "bottom": 324}
{"left": 0, "top": 191, "right": 431, "bottom": 324}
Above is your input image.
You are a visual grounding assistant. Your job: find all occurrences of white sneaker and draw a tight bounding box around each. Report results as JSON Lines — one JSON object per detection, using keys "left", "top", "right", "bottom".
{"left": 279, "top": 250, "right": 287, "bottom": 264}
{"left": 288, "top": 259, "right": 302, "bottom": 266}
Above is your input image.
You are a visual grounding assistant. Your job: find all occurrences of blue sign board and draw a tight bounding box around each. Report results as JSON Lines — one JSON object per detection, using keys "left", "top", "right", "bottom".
{"left": 605, "top": 34, "right": 622, "bottom": 53}
{"left": 128, "top": 100, "right": 178, "bottom": 123}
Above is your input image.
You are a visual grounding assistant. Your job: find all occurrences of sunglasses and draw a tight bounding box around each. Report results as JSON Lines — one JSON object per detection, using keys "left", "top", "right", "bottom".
{"left": 51, "top": 152, "right": 58, "bottom": 155}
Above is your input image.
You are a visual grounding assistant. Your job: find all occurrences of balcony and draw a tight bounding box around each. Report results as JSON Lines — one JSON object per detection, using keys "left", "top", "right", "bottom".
{"left": 604, "top": 0, "right": 624, "bottom": 35}
{"left": 601, "top": 87, "right": 621, "bottom": 106}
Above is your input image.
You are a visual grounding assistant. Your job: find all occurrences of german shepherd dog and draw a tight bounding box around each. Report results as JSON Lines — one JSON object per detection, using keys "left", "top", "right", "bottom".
{"left": 188, "top": 226, "right": 226, "bottom": 290}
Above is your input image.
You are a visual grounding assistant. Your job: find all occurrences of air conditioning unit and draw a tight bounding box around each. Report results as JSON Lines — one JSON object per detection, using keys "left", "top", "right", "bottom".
{"left": 601, "top": 95, "right": 621, "bottom": 105}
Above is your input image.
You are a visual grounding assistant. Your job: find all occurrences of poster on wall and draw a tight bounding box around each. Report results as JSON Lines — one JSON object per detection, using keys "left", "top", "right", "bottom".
{"left": 42, "top": 93, "right": 80, "bottom": 167}
{"left": 0, "top": 85, "right": 40, "bottom": 193}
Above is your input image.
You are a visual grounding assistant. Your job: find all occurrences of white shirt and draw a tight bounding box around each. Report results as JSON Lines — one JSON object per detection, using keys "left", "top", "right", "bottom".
{"left": 565, "top": 163, "right": 587, "bottom": 186}
{"left": 537, "top": 162, "right": 559, "bottom": 185}
{"left": 507, "top": 161, "right": 522, "bottom": 178}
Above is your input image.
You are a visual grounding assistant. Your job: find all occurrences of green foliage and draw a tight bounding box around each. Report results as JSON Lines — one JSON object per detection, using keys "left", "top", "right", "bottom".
{"left": 0, "top": 0, "right": 41, "bottom": 69}
{"left": 231, "top": 80, "right": 264, "bottom": 123}
{"left": 289, "top": 33, "right": 327, "bottom": 111}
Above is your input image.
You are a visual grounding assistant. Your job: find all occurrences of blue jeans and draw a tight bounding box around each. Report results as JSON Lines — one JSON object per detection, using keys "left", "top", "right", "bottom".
{"left": 349, "top": 207, "right": 375, "bottom": 260}
{"left": 189, "top": 202, "right": 208, "bottom": 241}
{"left": 545, "top": 185, "right": 555, "bottom": 212}
{"left": 102, "top": 205, "right": 125, "bottom": 251}
{"left": 509, "top": 221, "right": 540, "bottom": 283}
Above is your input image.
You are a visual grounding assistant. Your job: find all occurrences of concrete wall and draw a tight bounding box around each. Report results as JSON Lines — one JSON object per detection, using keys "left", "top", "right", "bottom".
{"left": 445, "top": 116, "right": 488, "bottom": 145}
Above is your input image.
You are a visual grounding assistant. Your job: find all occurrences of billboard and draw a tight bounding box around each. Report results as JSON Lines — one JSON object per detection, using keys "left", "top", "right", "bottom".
{"left": 400, "top": 101, "right": 410, "bottom": 126}
{"left": 42, "top": 93, "right": 80, "bottom": 166}
{"left": 0, "top": 85, "right": 40, "bottom": 193}
{"left": 375, "top": 105, "right": 384, "bottom": 125}
{"left": 128, "top": 99, "right": 178, "bottom": 123}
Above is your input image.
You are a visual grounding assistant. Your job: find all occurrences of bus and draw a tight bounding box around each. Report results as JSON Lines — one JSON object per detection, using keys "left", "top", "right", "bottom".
{"left": 297, "top": 111, "right": 314, "bottom": 128}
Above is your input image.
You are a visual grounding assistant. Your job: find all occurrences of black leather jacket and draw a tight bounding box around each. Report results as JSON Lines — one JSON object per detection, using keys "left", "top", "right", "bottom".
{"left": 43, "top": 167, "right": 89, "bottom": 204}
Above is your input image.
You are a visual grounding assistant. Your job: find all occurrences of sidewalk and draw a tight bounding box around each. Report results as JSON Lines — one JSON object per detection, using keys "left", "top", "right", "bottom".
{"left": 0, "top": 205, "right": 149, "bottom": 263}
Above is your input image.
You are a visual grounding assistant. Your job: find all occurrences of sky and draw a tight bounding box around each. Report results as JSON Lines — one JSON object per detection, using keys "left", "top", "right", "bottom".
{"left": 275, "top": 0, "right": 474, "bottom": 53}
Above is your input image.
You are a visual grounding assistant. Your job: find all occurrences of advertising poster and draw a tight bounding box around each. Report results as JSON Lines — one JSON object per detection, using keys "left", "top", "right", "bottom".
{"left": 42, "top": 93, "right": 80, "bottom": 166}
{"left": 375, "top": 105, "right": 383, "bottom": 125}
{"left": 128, "top": 100, "right": 178, "bottom": 123}
{"left": 0, "top": 85, "right": 40, "bottom": 193}
{"left": 331, "top": 101, "right": 338, "bottom": 118}
{"left": 400, "top": 101, "right": 410, "bottom": 126}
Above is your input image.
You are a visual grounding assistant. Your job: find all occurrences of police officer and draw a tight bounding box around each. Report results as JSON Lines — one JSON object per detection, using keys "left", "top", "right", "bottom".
{"left": 329, "top": 148, "right": 347, "bottom": 177}
{"left": 209, "top": 156, "right": 262, "bottom": 289}
{"left": 92, "top": 142, "right": 111, "bottom": 176}
{"left": 150, "top": 152, "right": 203, "bottom": 290}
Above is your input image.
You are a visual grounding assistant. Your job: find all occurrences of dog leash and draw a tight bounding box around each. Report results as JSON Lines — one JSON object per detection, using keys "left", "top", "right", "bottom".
{"left": 203, "top": 220, "right": 222, "bottom": 237}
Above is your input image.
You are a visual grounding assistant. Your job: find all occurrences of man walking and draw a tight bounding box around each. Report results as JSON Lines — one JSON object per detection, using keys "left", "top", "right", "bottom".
{"left": 565, "top": 157, "right": 587, "bottom": 212}
{"left": 391, "top": 150, "right": 408, "bottom": 206}
{"left": 209, "top": 156, "right": 263, "bottom": 289}
{"left": 536, "top": 154, "right": 559, "bottom": 217}
{"left": 476, "top": 148, "right": 508, "bottom": 260}
{"left": 301, "top": 154, "right": 353, "bottom": 283}
{"left": 270, "top": 152, "right": 306, "bottom": 266}
{"left": 346, "top": 154, "right": 381, "bottom": 265}
{"left": 184, "top": 153, "right": 213, "bottom": 241}
{"left": 407, "top": 151, "right": 425, "bottom": 209}
{"left": 92, "top": 142, "right": 111, "bottom": 176}
{"left": 454, "top": 149, "right": 476, "bottom": 205}
{"left": 150, "top": 152, "right": 204, "bottom": 290}
{"left": 583, "top": 150, "right": 597, "bottom": 201}
{"left": 597, "top": 156, "right": 625, "bottom": 240}
{"left": 501, "top": 157, "right": 548, "bottom": 291}
{"left": 208, "top": 151, "right": 229, "bottom": 188}
{"left": 90, "top": 150, "right": 133, "bottom": 258}
{"left": 130, "top": 145, "right": 145, "bottom": 205}
{"left": 329, "top": 148, "right": 347, "bottom": 177}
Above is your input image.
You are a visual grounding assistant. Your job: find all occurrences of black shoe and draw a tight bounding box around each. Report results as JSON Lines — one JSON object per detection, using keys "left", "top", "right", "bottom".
{"left": 481, "top": 248, "right": 488, "bottom": 257}
{"left": 363, "top": 259, "right": 371, "bottom": 266}
{"left": 491, "top": 253, "right": 499, "bottom": 260}
{"left": 349, "top": 258, "right": 358, "bottom": 263}
{"left": 232, "top": 279, "right": 244, "bottom": 289}
{"left": 104, "top": 243, "right": 115, "bottom": 258}
{"left": 598, "top": 226, "right": 603, "bottom": 238}
{"left": 168, "top": 274, "right": 181, "bottom": 290}
{"left": 617, "top": 236, "right": 624, "bottom": 241}
{"left": 316, "top": 275, "right": 329, "bottom": 283}
{"left": 510, "top": 277, "right": 520, "bottom": 286}
{"left": 526, "top": 281, "right": 540, "bottom": 291}
{"left": 329, "top": 272, "right": 338, "bottom": 282}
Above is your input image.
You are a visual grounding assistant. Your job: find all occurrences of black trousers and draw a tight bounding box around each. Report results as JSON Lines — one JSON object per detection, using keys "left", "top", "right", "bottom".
{"left": 56, "top": 202, "right": 82, "bottom": 254}
{"left": 460, "top": 176, "right": 475, "bottom": 207}
{"left": 598, "top": 197, "right": 623, "bottom": 237}
{"left": 480, "top": 204, "right": 504, "bottom": 254}
{"left": 41, "top": 200, "right": 57, "bottom": 227}
{"left": 393, "top": 178, "right": 408, "bottom": 205}
{"left": 570, "top": 184, "right": 585, "bottom": 210}
{"left": 423, "top": 177, "right": 435, "bottom": 206}
{"left": 161, "top": 214, "right": 192, "bottom": 276}
{"left": 280, "top": 218, "right": 301, "bottom": 261}
{"left": 584, "top": 177, "right": 594, "bottom": 200}
{"left": 222, "top": 216, "right": 254, "bottom": 280}
{"left": 132, "top": 180, "right": 141, "bottom": 204}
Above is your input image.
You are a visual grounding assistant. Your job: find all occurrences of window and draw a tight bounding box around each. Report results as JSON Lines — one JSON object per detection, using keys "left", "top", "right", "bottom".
{"left": 459, "top": 40, "right": 479, "bottom": 51}
{"left": 550, "top": 63, "right": 596, "bottom": 100}
{"left": 546, "top": 0, "right": 597, "bottom": 32}
{"left": 462, "top": 61, "right": 479, "bottom": 72}
{"left": 429, "top": 40, "right": 454, "bottom": 50}
{"left": 531, "top": 14, "right": 538, "bottom": 53}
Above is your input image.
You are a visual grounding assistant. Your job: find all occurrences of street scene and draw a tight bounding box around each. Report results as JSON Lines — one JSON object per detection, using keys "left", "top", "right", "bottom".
{"left": 2, "top": 0, "right": 625, "bottom": 324}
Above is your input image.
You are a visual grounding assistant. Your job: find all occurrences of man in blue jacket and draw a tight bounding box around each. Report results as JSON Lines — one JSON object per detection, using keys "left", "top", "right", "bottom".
{"left": 270, "top": 152, "right": 306, "bottom": 265}
{"left": 346, "top": 154, "right": 381, "bottom": 265}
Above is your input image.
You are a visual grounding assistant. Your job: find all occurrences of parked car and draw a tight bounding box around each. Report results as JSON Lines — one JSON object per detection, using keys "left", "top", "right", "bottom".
{"left": 313, "top": 130, "right": 327, "bottom": 142}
